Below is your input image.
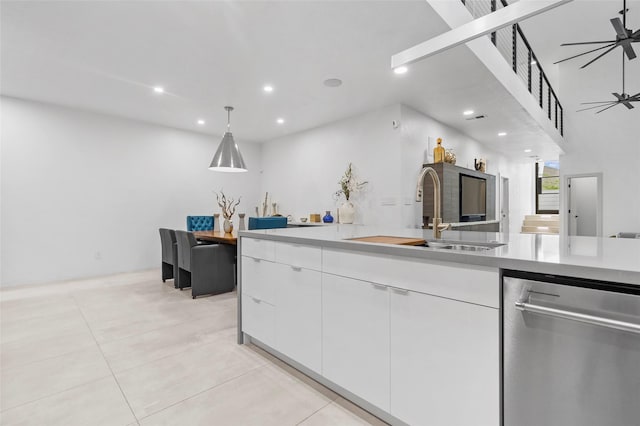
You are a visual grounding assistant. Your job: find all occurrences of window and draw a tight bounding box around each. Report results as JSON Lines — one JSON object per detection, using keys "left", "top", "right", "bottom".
{"left": 536, "top": 160, "right": 559, "bottom": 214}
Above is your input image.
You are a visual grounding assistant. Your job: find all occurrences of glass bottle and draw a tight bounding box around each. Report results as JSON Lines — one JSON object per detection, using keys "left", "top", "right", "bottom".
{"left": 433, "top": 138, "right": 445, "bottom": 163}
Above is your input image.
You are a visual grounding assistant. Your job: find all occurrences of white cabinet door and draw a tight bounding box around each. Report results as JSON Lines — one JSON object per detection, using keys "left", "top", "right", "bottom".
{"left": 389, "top": 288, "right": 499, "bottom": 426}
{"left": 241, "top": 256, "right": 277, "bottom": 304}
{"left": 275, "top": 265, "right": 322, "bottom": 373}
{"left": 242, "top": 293, "right": 275, "bottom": 347}
{"left": 322, "top": 273, "right": 390, "bottom": 411}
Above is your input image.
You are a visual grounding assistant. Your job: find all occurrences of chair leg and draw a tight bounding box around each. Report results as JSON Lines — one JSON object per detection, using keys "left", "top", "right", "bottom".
{"left": 172, "top": 250, "right": 179, "bottom": 288}
{"left": 178, "top": 268, "right": 191, "bottom": 289}
{"left": 161, "top": 262, "right": 174, "bottom": 282}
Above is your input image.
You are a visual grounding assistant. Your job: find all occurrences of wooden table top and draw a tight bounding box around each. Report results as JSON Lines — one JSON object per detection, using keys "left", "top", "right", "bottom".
{"left": 193, "top": 230, "right": 238, "bottom": 245}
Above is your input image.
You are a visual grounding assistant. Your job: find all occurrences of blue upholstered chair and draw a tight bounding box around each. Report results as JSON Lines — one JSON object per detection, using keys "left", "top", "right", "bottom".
{"left": 186, "top": 216, "right": 214, "bottom": 231}
{"left": 248, "top": 217, "right": 288, "bottom": 230}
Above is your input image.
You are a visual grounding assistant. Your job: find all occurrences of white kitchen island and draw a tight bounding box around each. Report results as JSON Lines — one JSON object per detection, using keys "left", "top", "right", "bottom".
{"left": 237, "top": 225, "right": 640, "bottom": 426}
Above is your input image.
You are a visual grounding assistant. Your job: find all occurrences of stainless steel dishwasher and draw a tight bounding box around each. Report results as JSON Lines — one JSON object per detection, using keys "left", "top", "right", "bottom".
{"left": 502, "top": 270, "right": 640, "bottom": 426}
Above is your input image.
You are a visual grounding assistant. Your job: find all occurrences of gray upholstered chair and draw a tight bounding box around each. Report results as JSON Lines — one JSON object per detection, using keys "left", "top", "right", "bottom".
{"left": 175, "top": 230, "right": 235, "bottom": 299}
{"left": 159, "top": 228, "right": 178, "bottom": 287}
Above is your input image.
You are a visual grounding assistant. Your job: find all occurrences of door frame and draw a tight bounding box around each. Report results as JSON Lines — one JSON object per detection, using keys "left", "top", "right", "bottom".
{"left": 563, "top": 172, "right": 603, "bottom": 238}
{"left": 499, "top": 176, "right": 509, "bottom": 233}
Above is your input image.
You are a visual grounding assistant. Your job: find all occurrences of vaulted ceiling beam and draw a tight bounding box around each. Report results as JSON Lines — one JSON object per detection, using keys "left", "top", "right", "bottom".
{"left": 391, "top": 0, "right": 573, "bottom": 69}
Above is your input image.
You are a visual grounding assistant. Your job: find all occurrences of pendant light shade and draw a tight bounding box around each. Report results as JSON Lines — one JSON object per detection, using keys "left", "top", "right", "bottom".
{"left": 209, "top": 106, "right": 247, "bottom": 172}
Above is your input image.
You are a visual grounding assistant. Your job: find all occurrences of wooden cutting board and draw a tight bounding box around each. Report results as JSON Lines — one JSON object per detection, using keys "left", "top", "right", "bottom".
{"left": 347, "top": 235, "right": 426, "bottom": 246}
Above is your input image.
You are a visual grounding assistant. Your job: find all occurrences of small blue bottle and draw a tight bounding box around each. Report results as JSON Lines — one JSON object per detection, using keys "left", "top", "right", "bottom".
{"left": 323, "top": 211, "right": 334, "bottom": 223}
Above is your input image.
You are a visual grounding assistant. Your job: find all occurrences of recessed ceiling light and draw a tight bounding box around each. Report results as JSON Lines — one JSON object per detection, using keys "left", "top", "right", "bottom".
{"left": 263, "top": 85, "right": 274, "bottom": 93}
{"left": 498, "top": 132, "right": 507, "bottom": 136}
{"left": 197, "top": 119, "right": 205, "bottom": 125}
{"left": 524, "top": 149, "right": 532, "bottom": 153}
{"left": 153, "top": 86, "right": 164, "bottom": 94}
{"left": 276, "top": 118, "right": 285, "bottom": 124}
{"left": 324, "top": 78, "right": 343, "bottom": 87}
{"left": 463, "top": 110, "right": 474, "bottom": 116}
{"left": 393, "top": 66, "right": 408, "bottom": 75}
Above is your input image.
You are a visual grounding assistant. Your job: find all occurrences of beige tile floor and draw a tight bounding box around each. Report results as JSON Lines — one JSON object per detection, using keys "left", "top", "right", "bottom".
{"left": 0, "top": 270, "right": 387, "bottom": 426}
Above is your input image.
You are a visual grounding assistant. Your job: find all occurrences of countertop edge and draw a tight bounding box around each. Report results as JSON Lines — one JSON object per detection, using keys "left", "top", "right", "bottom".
{"left": 238, "top": 230, "right": 640, "bottom": 285}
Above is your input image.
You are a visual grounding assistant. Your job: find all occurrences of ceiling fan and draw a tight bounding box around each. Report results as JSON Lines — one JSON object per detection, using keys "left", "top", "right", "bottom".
{"left": 555, "top": 0, "right": 639, "bottom": 69}
{"left": 577, "top": 53, "right": 639, "bottom": 113}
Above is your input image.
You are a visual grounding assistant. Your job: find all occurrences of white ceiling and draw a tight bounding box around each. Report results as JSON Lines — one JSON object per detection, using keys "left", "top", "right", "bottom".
{"left": 2, "top": 0, "right": 613, "bottom": 159}
{"left": 520, "top": 0, "right": 640, "bottom": 109}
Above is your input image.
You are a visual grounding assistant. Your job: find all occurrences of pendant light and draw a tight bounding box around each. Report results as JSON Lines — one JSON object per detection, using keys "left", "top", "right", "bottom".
{"left": 209, "top": 106, "right": 247, "bottom": 172}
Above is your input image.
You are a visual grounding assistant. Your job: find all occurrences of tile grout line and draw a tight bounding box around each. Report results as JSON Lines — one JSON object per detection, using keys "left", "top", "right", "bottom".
{"left": 136, "top": 363, "right": 266, "bottom": 421}
{"left": 95, "top": 325, "right": 239, "bottom": 376}
{"left": 294, "top": 400, "right": 334, "bottom": 426}
{"left": 0, "top": 374, "right": 112, "bottom": 414}
{"left": 87, "top": 303, "right": 237, "bottom": 347}
{"left": 72, "top": 295, "right": 140, "bottom": 424}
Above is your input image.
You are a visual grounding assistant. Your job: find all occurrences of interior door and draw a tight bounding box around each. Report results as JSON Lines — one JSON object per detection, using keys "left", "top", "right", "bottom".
{"left": 568, "top": 176, "right": 598, "bottom": 237}
{"left": 500, "top": 177, "right": 510, "bottom": 234}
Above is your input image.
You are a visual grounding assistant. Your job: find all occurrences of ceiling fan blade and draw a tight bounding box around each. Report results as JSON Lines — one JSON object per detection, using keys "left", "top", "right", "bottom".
{"left": 596, "top": 103, "right": 621, "bottom": 114}
{"left": 554, "top": 43, "right": 616, "bottom": 65}
{"left": 622, "top": 42, "right": 637, "bottom": 60}
{"left": 577, "top": 102, "right": 617, "bottom": 112}
{"left": 632, "top": 29, "right": 640, "bottom": 39}
{"left": 611, "top": 18, "right": 628, "bottom": 39}
{"left": 621, "top": 101, "right": 635, "bottom": 109}
{"left": 612, "top": 92, "right": 624, "bottom": 100}
{"left": 561, "top": 41, "right": 617, "bottom": 46}
{"left": 580, "top": 45, "right": 619, "bottom": 68}
{"left": 580, "top": 100, "right": 617, "bottom": 104}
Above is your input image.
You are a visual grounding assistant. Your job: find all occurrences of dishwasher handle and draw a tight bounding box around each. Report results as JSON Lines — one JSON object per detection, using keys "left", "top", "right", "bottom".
{"left": 515, "top": 301, "right": 640, "bottom": 335}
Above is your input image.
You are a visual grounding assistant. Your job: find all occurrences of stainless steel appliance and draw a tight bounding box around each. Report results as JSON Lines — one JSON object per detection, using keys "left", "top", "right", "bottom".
{"left": 503, "top": 271, "right": 640, "bottom": 426}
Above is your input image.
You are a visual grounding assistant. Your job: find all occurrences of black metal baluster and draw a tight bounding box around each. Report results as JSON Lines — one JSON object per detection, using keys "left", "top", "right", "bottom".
{"left": 491, "top": 0, "right": 497, "bottom": 45}
{"left": 512, "top": 24, "right": 518, "bottom": 73}
{"left": 528, "top": 51, "right": 533, "bottom": 93}
{"left": 548, "top": 86, "right": 551, "bottom": 120}
{"left": 539, "top": 70, "right": 543, "bottom": 108}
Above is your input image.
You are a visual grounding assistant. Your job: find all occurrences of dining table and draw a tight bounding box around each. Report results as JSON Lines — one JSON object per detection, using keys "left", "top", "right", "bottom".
{"left": 193, "top": 230, "right": 238, "bottom": 245}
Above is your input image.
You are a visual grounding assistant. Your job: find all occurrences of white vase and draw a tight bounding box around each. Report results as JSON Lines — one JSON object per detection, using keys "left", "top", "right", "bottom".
{"left": 223, "top": 218, "right": 233, "bottom": 233}
{"left": 339, "top": 201, "right": 355, "bottom": 224}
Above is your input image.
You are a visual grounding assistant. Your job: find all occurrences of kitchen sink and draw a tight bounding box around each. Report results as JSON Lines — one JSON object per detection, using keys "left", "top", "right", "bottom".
{"left": 422, "top": 240, "right": 505, "bottom": 251}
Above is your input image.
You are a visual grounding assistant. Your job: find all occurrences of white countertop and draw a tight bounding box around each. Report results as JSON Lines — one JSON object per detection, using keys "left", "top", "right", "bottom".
{"left": 239, "top": 225, "right": 640, "bottom": 285}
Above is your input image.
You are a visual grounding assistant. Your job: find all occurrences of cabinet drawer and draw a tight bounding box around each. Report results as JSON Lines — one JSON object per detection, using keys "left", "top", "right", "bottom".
{"left": 242, "top": 293, "right": 275, "bottom": 347}
{"left": 275, "top": 242, "right": 321, "bottom": 271}
{"left": 323, "top": 248, "right": 499, "bottom": 307}
{"left": 241, "top": 237, "right": 275, "bottom": 261}
{"left": 241, "top": 256, "right": 277, "bottom": 304}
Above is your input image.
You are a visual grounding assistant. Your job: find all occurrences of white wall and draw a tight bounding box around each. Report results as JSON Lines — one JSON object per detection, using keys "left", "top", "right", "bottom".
{"left": 1, "top": 97, "right": 262, "bottom": 287}
{"left": 260, "top": 103, "right": 534, "bottom": 231}
{"left": 259, "top": 104, "right": 404, "bottom": 227}
{"left": 558, "top": 69, "right": 640, "bottom": 237}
